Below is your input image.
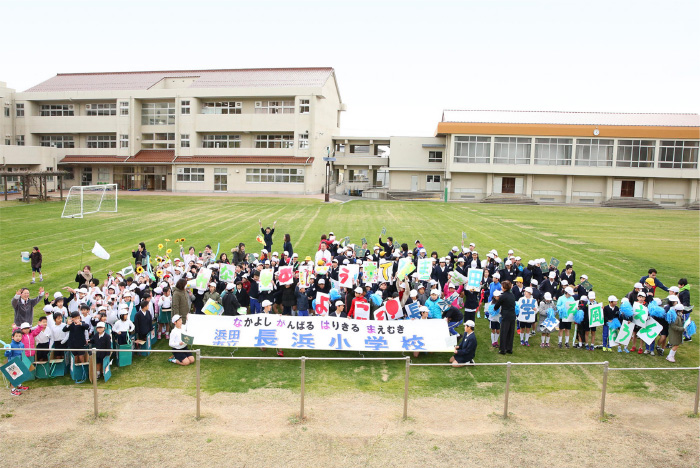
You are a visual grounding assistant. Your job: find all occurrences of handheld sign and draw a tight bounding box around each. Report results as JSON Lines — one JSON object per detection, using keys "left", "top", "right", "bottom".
{"left": 549, "top": 257, "right": 560, "bottom": 269}
{"left": 417, "top": 258, "right": 432, "bottom": 281}
{"left": 405, "top": 302, "right": 421, "bottom": 319}
{"left": 396, "top": 257, "right": 416, "bottom": 281}
{"left": 361, "top": 237, "right": 367, "bottom": 246}
{"left": 381, "top": 227, "right": 387, "bottom": 236}
{"left": 354, "top": 301, "right": 370, "bottom": 320}
{"left": 616, "top": 320, "right": 634, "bottom": 346}
{"left": 517, "top": 298, "right": 537, "bottom": 323}
{"left": 450, "top": 271, "right": 468, "bottom": 286}
{"left": 202, "top": 298, "right": 223, "bottom": 316}
{"left": 636, "top": 318, "right": 663, "bottom": 345}
{"left": 219, "top": 264, "right": 236, "bottom": 282}
{"left": 466, "top": 268, "right": 483, "bottom": 291}
{"left": 0, "top": 357, "right": 31, "bottom": 387}
{"left": 541, "top": 316, "right": 559, "bottom": 332}
{"left": 632, "top": 303, "right": 649, "bottom": 327}
{"left": 315, "top": 292, "right": 330, "bottom": 316}
{"left": 195, "top": 268, "right": 212, "bottom": 290}
{"left": 338, "top": 265, "right": 355, "bottom": 288}
{"left": 377, "top": 261, "right": 393, "bottom": 283}
{"left": 580, "top": 280, "right": 593, "bottom": 292}
{"left": 588, "top": 303, "right": 604, "bottom": 328}
{"left": 278, "top": 266, "right": 294, "bottom": 285}
{"left": 259, "top": 269, "right": 274, "bottom": 292}
{"left": 298, "top": 265, "right": 312, "bottom": 289}
{"left": 385, "top": 298, "right": 404, "bottom": 320}
{"left": 181, "top": 333, "right": 195, "bottom": 346}
{"left": 363, "top": 261, "right": 378, "bottom": 283}
{"left": 539, "top": 260, "right": 548, "bottom": 271}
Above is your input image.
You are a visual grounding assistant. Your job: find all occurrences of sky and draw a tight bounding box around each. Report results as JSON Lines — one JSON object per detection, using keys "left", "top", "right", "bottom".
{"left": 2, "top": 0, "right": 698, "bottom": 136}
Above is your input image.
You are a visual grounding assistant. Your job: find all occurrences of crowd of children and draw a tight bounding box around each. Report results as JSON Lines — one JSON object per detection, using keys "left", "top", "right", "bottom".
{"left": 6, "top": 226, "right": 695, "bottom": 396}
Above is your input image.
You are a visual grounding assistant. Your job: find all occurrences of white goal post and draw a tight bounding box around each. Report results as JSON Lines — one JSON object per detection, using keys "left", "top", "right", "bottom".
{"left": 61, "top": 184, "right": 118, "bottom": 218}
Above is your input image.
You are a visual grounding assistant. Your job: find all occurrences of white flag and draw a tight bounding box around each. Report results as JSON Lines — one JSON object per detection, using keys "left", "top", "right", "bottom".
{"left": 91, "top": 242, "right": 110, "bottom": 260}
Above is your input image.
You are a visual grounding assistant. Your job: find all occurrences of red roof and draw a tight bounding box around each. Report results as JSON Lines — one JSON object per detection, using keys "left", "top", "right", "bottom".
{"left": 25, "top": 67, "right": 335, "bottom": 92}
{"left": 128, "top": 150, "right": 175, "bottom": 163}
{"left": 174, "top": 156, "right": 314, "bottom": 165}
{"left": 59, "top": 155, "right": 126, "bottom": 163}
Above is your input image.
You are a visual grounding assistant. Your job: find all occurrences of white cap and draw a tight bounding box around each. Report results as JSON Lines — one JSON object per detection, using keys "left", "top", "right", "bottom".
{"left": 494, "top": 257, "right": 501, "bottom": 263}
{"left": 430, "top": 290, "right": 439, "bottom": 296}
{"left": 462, "top": 247, "right": 469, "bottom": 253}
{"left": 209, "top": 264, "right": 219, "bottom": 270}
{"left": 208, "top": 282, "right": 216, "bottom": 287}
{"left": 637, "top": 291, "right": 646, "bottom": 297}
{"left": 561, "top": 280, "right": 569, "bottom": 286}
{"left": 654, "top": 297, "right": 662, "bottom": 305}
{"left": 355, "top": 287, "right": 363, "bottom": 294}
{"left": 469, "top": 243, "right": 475, "bottom": 247}
{"left": 493, "top": 290, "right": 502, "bottom": 297}
{"left": 565, "top": 287, "right": 574, "bottom": 295}
{"left": 544, "top": 292, "right": 552, "bottom": 301}
{"left": 318, "top": 278, "right": 325, "bottom": 284}
{"left": 335, "top": 301, "right": 344, "bottom": 307}
{"left": 419, "top": 306, "right": 429, "bottom": 312}
{"left": 43, "top": 305, "right": 53, "bottom": 313}
{"left": 172, "top": 314, "right": 181, "bottom": 323}
{"left": 588, "top": 291, "right": 596, "bottom": 299}
{"left": 457, "top": 257, "right": 465, "bottom": 263}
{"left": 129, "top": 283, "right": 137, "bottom": 290}
{"left": 634, "top": 282, "right": 643, "bottom": 289}
{"left": 226, "top": 283, "right": 235, "bottom": 290}
{"left": 154, "top": 287, "right": 163, "bottom": 294}
{"left": 409, "top": 290, "right": 418, "bottom": 297}
{"left": 487, "top": 253, "right": 494, "bottom": 258}
{"left": 492, "top": 273, "right": 500, "bottom": 279}
{"left": 343, "top": 259, "right": 350, "bottom": 265}
{"left": 667, "top": 295, "right": 678, "bottom": 302}
{"left": 452, "top": 246, "right": 459, "bottom": 252}
{"left": 508, "top": 249, "right": 514, "bottom": 254}
{"left": 580, "top": 274, "right": 588, "bottom": 280}
{"left": 261, "top": 249, "right": 268, "bottom": 253}
{"left": 292, "top": 253, "right": 299, "bottom": 257}
{"left": 566, "top": 261, "right": 573, "bottom": 266}
{"left": 20, "top": 322, "right": 31, "bottom": 329}
{"left": 608, "top": 295, "right": 618, "bottom": 302}
{"left": 439, "top": 257, "right": 446, "bottom": 262}
{"left": 515, "top": 256, "right": 521, "bottom": 261}
{"left": 505, "top": 260, "right": 512, "bottom": 266}
{"left": 95, "top": 322, "right": 106, "bottom": 328}
{"left": 524, "top": 287, "right": 533, "bottom": 293}
{"left": 580, "top": 296, "right": 589, "bottom": 302}
{"left": 669, "top": 286, "right": 680, "bottom": 293}
{"left": 465, "top": 320, "right": 476, "bottom": 328}
{"left": 78, "top": 288, "right": 88, "bottom": 294}
{"left": 530, "top": 279, "right": 539, "bottom": 286}
{"left": 54, "top": 292, "right": 63, "bottom": 299}
{"left": 674, "top": 304, "right": 685, "bottom": 310}
{"left": 261, "top": 300, "right": 273, "bottom": 307}
{"left": 549, "top": 272, "right": 556, "bottom": 278}
{"left": 429, "top": 279, "right": 438, "bottom": 285}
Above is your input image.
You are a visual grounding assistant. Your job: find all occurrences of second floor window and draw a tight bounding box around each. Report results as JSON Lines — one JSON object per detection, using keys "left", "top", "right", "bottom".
{"left": 40, "top": 104, "right": 74, "bottom": 116}
{"left": 428, "top": 151, "right": 442, "bottom": 162}
{"left": 255, "top": 134, "right": 294, "bottom": 148}
{"left": 86, "top": 103, "right": 116, "bottom": 116}
{"left": 298, "top": 133, "right": 309, "bottom": 149}
{"left": 181, "top": 100, "right": 191, "bottom": 115}
{"left": 299, "top": 99, "right": 310, "bottom": 114}
{"left": 141, "top": 102, "right": 175, "bottom": 125}
{"left": 202, "top": 101, "right": 241, "bottom": 114}
{"left": 181, "top": 134, "right": 190, "bottom": 148}
{"left": 202, "top": 134, "right": 241, "bottom": 148}
{"left": 616, "top": 140, "right": 655, "bottom": 168}
{"left": 255, "top": 100, "right": 294, "bottom": 114}
{"left": 120, "top": 134, "right": 129, "bottom": 148}
{"left": 87, "top": 134, "right": 117, "bottom": 149}
{"left": 119, "top": 101, "right": 129, "bottom": 116}
{"left": 15, "top": 103, "right": 24, "bottom": 117}
{"left": 40, "top": 135, "right": 73, "bottom": 148}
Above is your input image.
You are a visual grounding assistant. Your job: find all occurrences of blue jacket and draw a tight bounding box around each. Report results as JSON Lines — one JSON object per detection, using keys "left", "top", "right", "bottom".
{"left": 425, "top": 297, "right": 443, "bottom": 319}
{"left": 4, "top": 340, "right": 25, "bottom": 359}
{"left": 295, "top": 285, "right": 310, "bottom": 311}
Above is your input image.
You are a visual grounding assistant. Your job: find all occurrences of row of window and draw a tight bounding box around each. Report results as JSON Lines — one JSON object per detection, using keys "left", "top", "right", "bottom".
{"left": 11, "top": 99, "right": 311, "bottom": 120}
{"left": 175, "top": 167, "right": 305, "bottom": 184}
{"left": 451, "top": 136, "right": 698, "bottom": 169}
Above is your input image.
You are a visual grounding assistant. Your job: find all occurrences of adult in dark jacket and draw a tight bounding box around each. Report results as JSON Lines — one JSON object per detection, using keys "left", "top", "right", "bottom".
{"left": 280, "top": 283, "right": 296, "bottom": 315}
{"left": 283, "top": 234, "right": 294, "bottom": 259}
{"left": 432, "top": 259, "right": 450, "bottom": 289}
{"left": 258, "top": 219, "right": 276, "bottom": 252}
{"left": 231, "top": 243, "right": 247, "bottom": 265}
{"left": 234, "top": 282, "right": 250, "bottom": 308}
{"left": 494, "top": 281, "right": 516, "bottom": 355}
{"left": 75, "top": 265, "right": 93, "bottom": 288}
{"left": 221, "top": 284, "right": 242, "bottom": 315}
{"left": 132, "top": 242, "right": 149, "bottom": 265}
{"left": 451, "top": 320, "right": 477, "bottom": 365}
{"left": 378, "top": 236, "right": 394, "bottom": 254}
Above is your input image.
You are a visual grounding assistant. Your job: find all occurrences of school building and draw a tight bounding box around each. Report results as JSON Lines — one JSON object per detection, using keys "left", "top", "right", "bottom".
{"left": 1, "top": 69, "right": 699, "bottom": 208}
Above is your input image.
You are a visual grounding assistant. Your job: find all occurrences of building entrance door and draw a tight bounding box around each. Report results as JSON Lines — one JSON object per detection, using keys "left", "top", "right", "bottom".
{"left": 621, "top": 180, "right": 635, "bottom": 197}
{"left": 501, "top": 177, "right": 516, "bottom": 194}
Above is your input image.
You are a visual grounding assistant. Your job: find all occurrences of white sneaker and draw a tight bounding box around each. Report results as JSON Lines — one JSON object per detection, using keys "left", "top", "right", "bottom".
{"left": 666, "top": 356, "right": 675, "bottom": 363}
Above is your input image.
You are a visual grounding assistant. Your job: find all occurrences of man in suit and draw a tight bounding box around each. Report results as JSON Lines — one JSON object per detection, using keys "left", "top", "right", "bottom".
{"left": 451, "top": 320, "right": 477, "bottom": 366}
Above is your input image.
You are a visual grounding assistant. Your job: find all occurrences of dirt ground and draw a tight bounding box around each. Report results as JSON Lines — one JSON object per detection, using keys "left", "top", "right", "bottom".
{"left": 0, "top": 386, "right": 698, "bottom": 468}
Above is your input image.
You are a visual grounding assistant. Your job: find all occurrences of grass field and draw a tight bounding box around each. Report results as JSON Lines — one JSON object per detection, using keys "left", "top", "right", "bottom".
{"left": 1, "top": 196, "right": 698, "bottom": 400}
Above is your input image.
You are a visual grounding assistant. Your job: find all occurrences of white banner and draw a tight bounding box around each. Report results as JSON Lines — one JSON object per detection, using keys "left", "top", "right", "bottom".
{"left": 186, "top": 313, "right": 453, "bottom": 352}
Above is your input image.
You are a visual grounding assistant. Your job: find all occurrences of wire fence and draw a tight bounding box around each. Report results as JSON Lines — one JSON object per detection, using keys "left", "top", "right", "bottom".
{"left": 5, "top": 348, "right": 699, "bottom": 422}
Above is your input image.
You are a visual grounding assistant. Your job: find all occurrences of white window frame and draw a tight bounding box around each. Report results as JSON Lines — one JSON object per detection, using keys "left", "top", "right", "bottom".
{"left": 616, "top": 140, "right": 655, "bottom": 168}
{"left": 86, "top": 103, "right": 116, "bottom": 116}
{"left": 119, "top": 101, "right": 129, "bottom": 116}
{"left": 453, "top": 136, "right": 490, "bottom": 163}
{"left": 176, "top": 167, "right": 205, "bottom": 182}
{"left": 575, "top": 139, "right": 613, "bottom": 167}
{"left": 119, "top": 134, "right": 129, "bottom": 148}
{"left": 16, "top": 135, "right": 25, "bottom": 146}
{"left": 298, "top": 132, "right": 309, "bottom": 149}
{"left": 180, "top": 100, "right": 191, "bottom": 115}
{"left": 214, "top": 168, "right": 228, "bottom": 191}
{"left": 534, "top": 138, "right": 573, "bottom": 166}
{"left": 201, "top": 134, "right": 241, "bottom": 148}
{"left": 180, "top": 134, "right": 190, "bottom": 148}
{"left": 40, "top": 135, "right": 73, "bottom": 148}
{"left": 87, "top": 134, "right": 117, "bottom": 149}
{"left": 255, "top": 134, "right": 294, "bottom": 149}
{"left": 141, "top": 102, "right": 176, "bottom": 125}
{"left": 141, "top": 133, "right": 175, "bottom": 149}
{"left": 494, "top": 137, "right": 531, "bottom": 165}
{"left": 658, "top": 140, "right": 698, "bottom": 169}
{"left": 254, "top": 100, "right": 294, "bottom": 114}
{"left": 245, "top": 167, "right": 304, "bottom": 183}
{"left": 428, "top": 151, "right": 443, "bottom": 163}
{"left": 40, "top": 104, "right": 74, "bottom": 116}
{"left": 299, "top": 99, "right": 310, "bottom": 114}
{"left": 202, "top": 101, "right": 241, "bottom": 114}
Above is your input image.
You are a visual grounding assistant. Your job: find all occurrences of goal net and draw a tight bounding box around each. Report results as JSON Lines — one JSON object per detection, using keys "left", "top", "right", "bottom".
{"left": 61, "top": 184, "right": 118, "bottom": 218}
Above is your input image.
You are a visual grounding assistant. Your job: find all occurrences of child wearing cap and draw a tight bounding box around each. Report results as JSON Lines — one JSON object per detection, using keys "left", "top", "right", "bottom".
{"left": 556, "top": 287, "right": 576, "bottom": 348}
{"left": 667, "top": 304, "right": 686, "bottom": 363}
{"left": 169, "top": 315, "right": 194, "bottom": 366}
{"left": 17, "top": 319, "right": 45, "bottom": 358}
{"left": 89, "top": 322, "right": 112, "bottom": 379}
{"left": 603, "top": 296, "right": 619, "bottom": 352}
{"left": 157, "top": 287, "right": 172, "bottom": 339}
{"left": 537, "top": 292, "right": 555, "bottom": 347}
{"left": 113, "top": 309, "right": 135, "bottom": 345}
{"left": 488, "top": 290, "right": 502, "bottom": 347}
{"left": 5, "top": 330, "right": 28, "bottom": 396}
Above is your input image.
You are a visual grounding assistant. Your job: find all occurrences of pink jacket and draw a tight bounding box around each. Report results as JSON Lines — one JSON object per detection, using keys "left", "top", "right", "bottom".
{"left": 20, "top": 325, "right": 45, "bottom": 357}
{"left": 443, "top": 283, "right": 464, "bottom": 308}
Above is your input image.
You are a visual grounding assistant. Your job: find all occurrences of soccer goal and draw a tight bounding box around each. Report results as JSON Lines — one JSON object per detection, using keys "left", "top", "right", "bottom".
{"left": 61, "top": 184, "right": 118, "bottom": 218}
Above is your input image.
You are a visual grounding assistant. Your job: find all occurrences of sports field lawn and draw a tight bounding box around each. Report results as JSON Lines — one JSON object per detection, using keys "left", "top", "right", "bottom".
{"left": 1, "top": 196, "right": 698, "bottom": 400}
